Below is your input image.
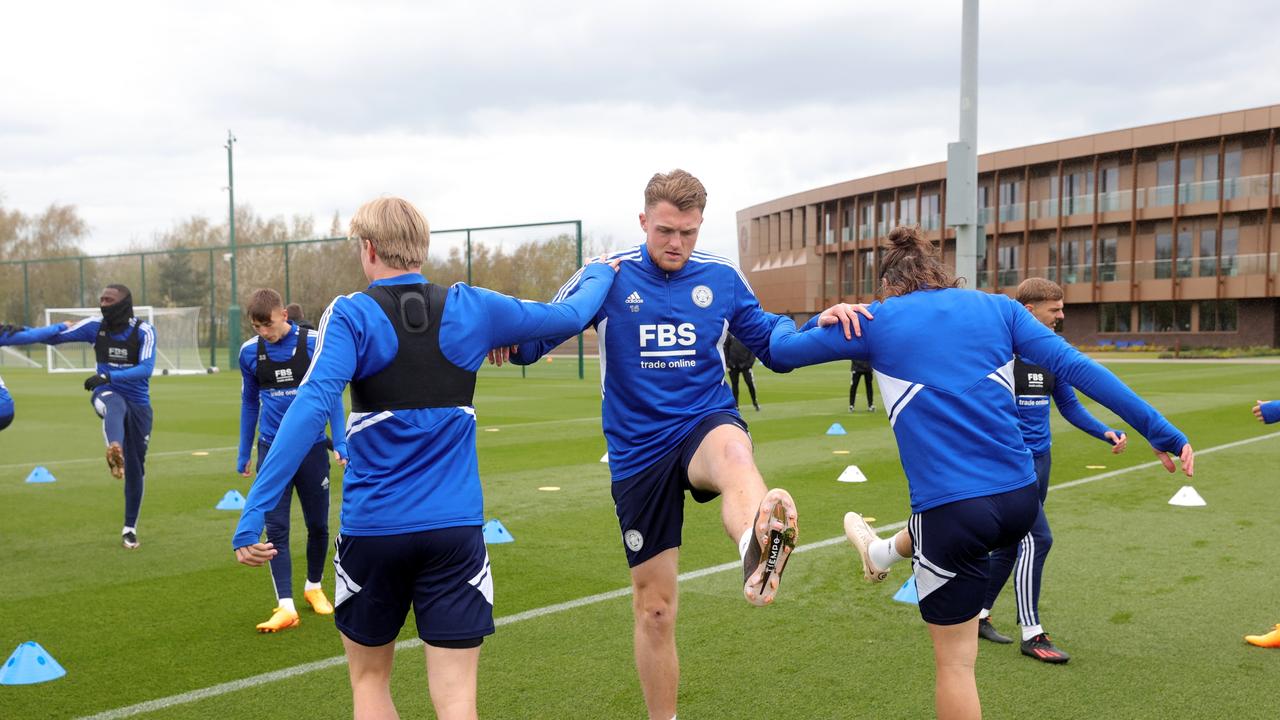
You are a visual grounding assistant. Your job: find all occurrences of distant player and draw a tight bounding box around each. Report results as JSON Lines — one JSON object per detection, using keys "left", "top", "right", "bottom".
{"left": 508, "top": 170, "right": 803, "bottom": 720}
{"left": 285, "top": 303, "right": 315, "bottom": 331}
{"left": 849, "top": 358, "right": 874, "bottom": 413}
{"left": 0, "top": 286, "right": 156, "bottom": 549}
{"left": 723, "top": 333, "right": 760, "bottom": 411}
{"left": 238, "top": 288, "right": 348, "bottom": 633}
{"left": 0, "top": 372, "right": 12, "bottom": 431}
{"left": 1245, "top": 398, "right": 1279, "bottom": 648}
{"left": 766, "top": 226, "right": 1193, "bottom": 720}
{"left": 232, "top": 197, "right": 618, "bottom": 719}
{"left": 976, "top": 278, "right": 1128, "bottom": 663}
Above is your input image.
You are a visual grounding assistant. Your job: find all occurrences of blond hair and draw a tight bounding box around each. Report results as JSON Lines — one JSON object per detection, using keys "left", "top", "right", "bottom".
{"left": 644, "top": 169, "right": 707, "bottom": 212}
{"left": 349, "top": 197, "right": 429, "bottom": 270}
{"left": 1016, "top": 277, "right": 1064, "bottom": 305}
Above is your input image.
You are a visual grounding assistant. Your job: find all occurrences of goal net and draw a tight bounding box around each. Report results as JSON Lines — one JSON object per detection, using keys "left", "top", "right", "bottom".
{"left": 43, "top": 306, "right": 207, "bottom": 375}
{"left": 0, "top": 347, "right": 42, "bottom": 368}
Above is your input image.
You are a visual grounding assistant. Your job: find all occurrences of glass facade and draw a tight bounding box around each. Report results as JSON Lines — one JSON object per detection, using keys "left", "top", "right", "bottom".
{"left": 1099, "top": 303, "right": 1132, "bottom": 333}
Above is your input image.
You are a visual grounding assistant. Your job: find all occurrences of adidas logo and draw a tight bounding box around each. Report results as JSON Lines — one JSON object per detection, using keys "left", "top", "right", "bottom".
{"left": 625, "top": 292, "right": 644, "bottom": 304}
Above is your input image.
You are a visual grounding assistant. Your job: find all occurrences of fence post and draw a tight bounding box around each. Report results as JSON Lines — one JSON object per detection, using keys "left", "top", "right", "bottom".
{"left": 22, "top": 261, "right": 30, "bottom": 326}
{"left": 139, "top": 254, "right": 147, "bottom": 304}
{"left": 284, "top": 242, "right": 291, "bottom": 303}
{"left": 78, "top": 257, "right": 86, "bottom": 306}
{"left": 208, "top": 250, "right": 217, "bottom": 369}
{"left": 466, "top": 229, "right": 472, "bottom": 285}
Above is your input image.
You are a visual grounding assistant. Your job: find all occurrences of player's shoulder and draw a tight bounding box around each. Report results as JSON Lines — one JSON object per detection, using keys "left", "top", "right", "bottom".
{"left": 688, "top": 250, "right": 751, "bottom": 286}
{"left": 239, "top": 336, "right": 258, "bottom": 354}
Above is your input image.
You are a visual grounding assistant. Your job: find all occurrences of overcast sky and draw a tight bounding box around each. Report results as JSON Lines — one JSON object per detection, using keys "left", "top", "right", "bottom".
{"left": 2, "top": 0, "right": 1277, "bottom": 262}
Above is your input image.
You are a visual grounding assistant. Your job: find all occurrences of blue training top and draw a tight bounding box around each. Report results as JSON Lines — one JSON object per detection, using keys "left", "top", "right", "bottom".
{"left": 0, "top": 374, "right": 12, "bottom": 419}
{"left": 0, "top": 318, "right": 156, "bottom": 406}
{"left": 1260, "top": 400, "right": 1280, "bottom": 424}
{"left": 767, "top": 288, "right": 1188, "bottom": 513}
{"left": 232, "top": 265, "right": 616, "bottom": 549}
{"left": 512, "top": 245, "right": 787, "bottom": 481}
{"left": 1014, "top": 357, "right": 1117, "bottom": 456}
{"left": 237, "top": 321, "right": 347, "bottom": 473}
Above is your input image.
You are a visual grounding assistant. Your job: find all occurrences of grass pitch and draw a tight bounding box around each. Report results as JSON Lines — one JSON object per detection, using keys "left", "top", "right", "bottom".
{"left": 0, "top": 358, "right": 1277, "bottom": 719}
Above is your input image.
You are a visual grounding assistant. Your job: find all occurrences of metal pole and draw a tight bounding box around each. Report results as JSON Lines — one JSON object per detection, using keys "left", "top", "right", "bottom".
{"left": 948, "top": 0, "right": 980, "bottom": 287}
{"left": 78, "top": 257, "right": 85, "bottom": 306}
{"left": 465, "top": 229, "right": 472, "bottom": 285}
{"left": 208, "top": 250, "right": 217, "bottom": 368}
{"left": 22, "top": 261, "right": 30, "bottom": 327}
{"left": 139, "top": 254, "right": 147, "bottom": 304}
{"left": 284, "top": 242, "right": 291, "bottom": 303}
{"left": 226, "top": 130, "right": 239, "bottom": 368}
{"left": 576, "top": 220, "right": 584, "bottom": 380}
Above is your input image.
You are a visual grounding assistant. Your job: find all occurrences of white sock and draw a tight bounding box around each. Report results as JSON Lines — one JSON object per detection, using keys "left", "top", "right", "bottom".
{"left": 304, "top": 580, "right": 322, "bottom": 592}
{"left": 121, "top": 526, "right": 136, "bottom": 535}
{"left": 278, "top": 597, "right": 296, "bottom": 613}
{"left": 1021, "top": 624, "right": 1044, "bottom": 641}
{"left": 737, "top": 527, "right": 753, "bottom": 562}
{"left": 978, "top": 608, "right": 991, "bottom": 620}
{"left": 868, "top": 537, "right": 906, "bottom": 570}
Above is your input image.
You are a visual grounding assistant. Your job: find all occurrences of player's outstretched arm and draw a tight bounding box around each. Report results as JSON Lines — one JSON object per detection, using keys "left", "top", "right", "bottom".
{"left": 1254, "top": 400, "right": 1280, "bottom": 424}
{"left": 0, "top": 321, "right": 74, "bottom": 346}
{"left": 443, "top": 259, "right": 619, "bottom": 371}
{"left": 233, "top": 299, "right": 357, "bottom": 554}
{"left": 1010, "top": 300, "right": 1191, "bottom": 475}
{"left": 1051, "top": 380, "right": 1127, "bottom": 453}
{"left": 766, "top": 315, "right": 872, "bottom": 373}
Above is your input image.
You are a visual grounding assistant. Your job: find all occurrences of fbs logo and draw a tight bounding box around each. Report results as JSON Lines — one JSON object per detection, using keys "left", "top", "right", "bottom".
{"left": 1027, "top": 372, "right": 1044, "bottom": 388}
{"left": 639, "top": 323, "right": 695, "bottom": 349}
{"left": 108, "top": 347, "right": 129, "bottom": 360}
{"left": 274, "top": 368, "right": 294, "bottom": 384}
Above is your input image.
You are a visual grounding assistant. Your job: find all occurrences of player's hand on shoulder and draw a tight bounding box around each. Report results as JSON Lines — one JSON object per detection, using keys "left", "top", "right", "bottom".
{"left": 235, "top": 542, "right": 276, "bottom": 567}
{"left": 817, "top": 303, "right": 875, "bottom": 340}
{"left": 1253, "top": 400, "right": 1266, "bottom": 423}
{"left": 584, "top": 253, "right": 622, "bottom": 272}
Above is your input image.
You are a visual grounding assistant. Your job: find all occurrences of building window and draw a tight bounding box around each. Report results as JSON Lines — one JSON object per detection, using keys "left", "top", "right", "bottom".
{"left": 998, "top": 180, "right": 1023, "bottom": 221}
{"left": 1099, "top": 303, "right": 1132, "bottom": 332}
{"left": 1223, "top": 149, "right": 1242, "bottom": 199}
{"left": 1199, "top": 300, "right": 1237, "bottom": 332}
{"left": 1221, "top": 226, "right": 1238, "bottom": 276}
{"left": 1063, "top": 170, "right": 1094, "bottom": 215}
{"left": 998, "top": 243, "right": 1020, "bottom": 286}
{"left": 1176, "top": 227, "right": 1193, "bottom": 278}
{"left": 824, "top": 211, "right": 834, "bottom": 245}
{"left": 1048, "top": 241, "right": 1058, "bottom": 283}
{"left": 977, "top": 185, "right": 991, "bottom": 226}
{"left": 1138, "top": 302, "right": 1192, "bottom": 332}
{"left": 878, "top": 200, "right": 892, "bottom": 236}
{"left": 842, "top": 253, "right": 854, "bottom": 295}
{"left": 1155, "top": 230, "right": 1172, "bottom": 279}
{"left": 1198, "top": 229, "right": 1216, "bottom": 277}
{"left": 1099, "top": 237, "right": 1118, "bottom": 282}
{"left": 899, "top": 195, "right": 917, "bottom": 226}
{"left": 921, "top": 193, "right": 940, "bottom": 230}
{"left": 859, "top": 204, "right": 874, "bottom": 240}
{"left": 861, "top": 250, "right": 875, "bottom": 294}
{"left": 843, "top": 207, "right": 854, "bottom": 243}
{"left": 1155, "top": 159, "right": 1175, "bottom": 206}
{"left": 1099, "top": 166, "right": 1121, "bottom": 211}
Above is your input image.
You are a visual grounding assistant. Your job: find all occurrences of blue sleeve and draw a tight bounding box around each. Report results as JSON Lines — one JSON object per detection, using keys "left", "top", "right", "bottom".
{"left": 451, "top": 262, "right": 613, "bottom": 369}
{"left": 766, "top": 315, "right": 871, "bottom": 372}
{"left": 1052, "top": 379, "right": 1116, "bottom": 444}
{"left": 237, "top": 348, "right": 260, "bottom": 473}
{"left": 329, "top": 389, "right": 347, "bottom": 458}
{"left": 107, "top": 324, "right": 156, "bottom": 381}
{"left": 509, "top": 263, "right": 606, "bottom": 366}
{"left": 233, "top": 299, "right": 357, "bottom": 549}
{"left": 0, "top": 322, "right": 76, "bottom": 346}
{"left": 727, "top": 272, "right": 787, "bottom": 370}
{"left": 1261, "top": 400, "right": 1280, "bottom": 424}
{"left": 1008, "top": 299, "right": 1186, "bottom": 453}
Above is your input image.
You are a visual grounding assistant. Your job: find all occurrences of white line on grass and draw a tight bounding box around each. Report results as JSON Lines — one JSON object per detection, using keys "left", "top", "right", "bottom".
{"left": 76, "top": 430, "right": 1280, "bottom": 720}
{"left": 0, "top": 446, "right": 238, "bottom": 472}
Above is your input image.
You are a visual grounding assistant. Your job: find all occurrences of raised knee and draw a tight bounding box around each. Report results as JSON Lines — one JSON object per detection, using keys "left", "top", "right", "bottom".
{"left": 634, "top": 597, "right": 677, "bottom": 635}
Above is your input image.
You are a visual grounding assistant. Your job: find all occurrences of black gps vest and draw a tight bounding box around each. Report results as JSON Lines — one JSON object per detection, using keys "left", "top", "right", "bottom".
{"left": 94, "top": 322, "right": 142, "bottom": 366}
{"left": 1013, "top": 356, "right": 1056, "bottom": 399}
{"left": 348, "top": 283, "right": 477, "bottom": 412}
{"left": 256, "top": 327, "right": 311, "bottom": 390}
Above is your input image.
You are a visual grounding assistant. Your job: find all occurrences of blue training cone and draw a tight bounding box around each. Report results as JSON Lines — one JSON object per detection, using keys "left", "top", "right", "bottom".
{"left": 826, "top": 422, "right": 847, "bottom": 436}
{"left": 215, "top": 490, "right": 246, "bottom": 511}
{"left": 0, "top": 641, "right": 66, "bottom": 685}
{"left": 482, "top": 519, "right": 514, "bottom": 544}
{"left": 25, "top": 466, "right": 55, "bottom": 483}
{"left": 893, "top": 575, "right": 919, "bottom": 605}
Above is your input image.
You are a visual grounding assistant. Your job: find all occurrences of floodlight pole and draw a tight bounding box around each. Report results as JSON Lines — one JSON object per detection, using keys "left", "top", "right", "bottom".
{"left": 948, "top": 0, "right": 980, "bottom": 287}
{"left": 226, "top": 130, "right": 239, "bottom": 368}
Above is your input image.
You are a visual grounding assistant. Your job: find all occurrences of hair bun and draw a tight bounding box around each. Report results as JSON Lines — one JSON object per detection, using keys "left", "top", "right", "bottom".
{"left": 887, "top": 225, "right": 922, "bottom": 249}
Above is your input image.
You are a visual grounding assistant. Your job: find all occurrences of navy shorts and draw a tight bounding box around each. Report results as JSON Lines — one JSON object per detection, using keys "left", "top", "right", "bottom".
{"left": 332, "top": 525, "right": 493, "bottom": 647}
{"left": 611, "top": 412, "right": 749, "bottom": 567}
{"left": 910, "top": 481, "right": 1039, "bottom": 625}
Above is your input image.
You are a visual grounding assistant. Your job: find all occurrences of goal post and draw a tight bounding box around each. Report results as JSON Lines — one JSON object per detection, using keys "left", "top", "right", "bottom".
{"left": 42, "top": 306, "right": 207, "bottom": 376}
